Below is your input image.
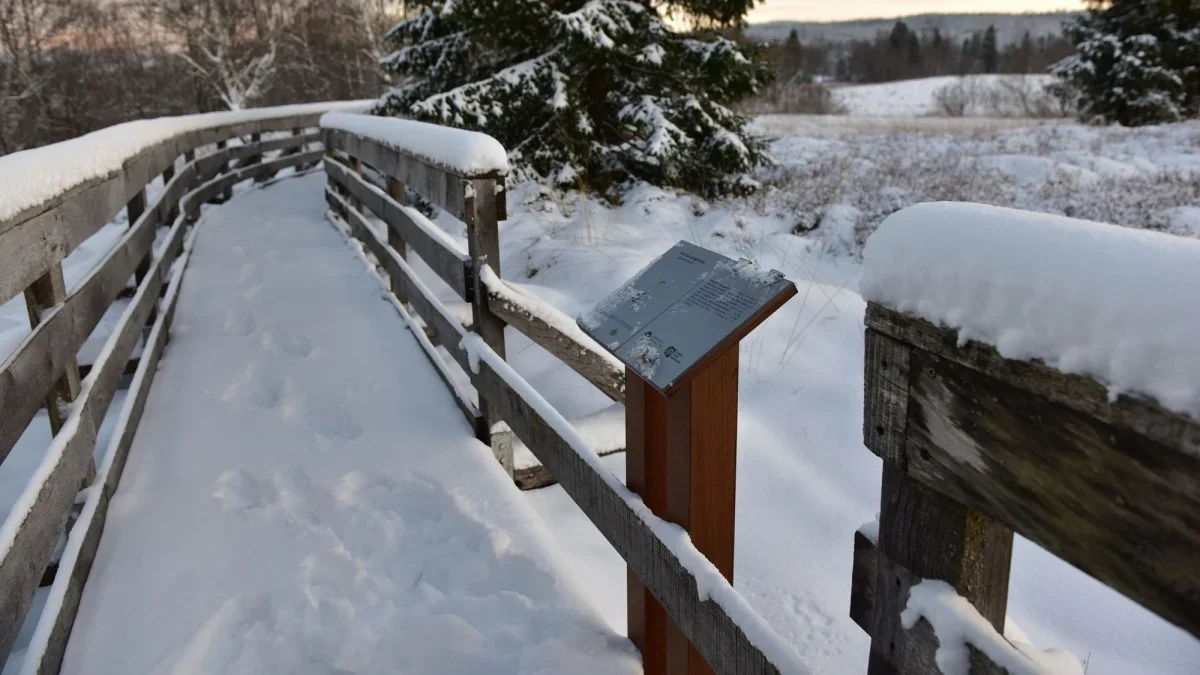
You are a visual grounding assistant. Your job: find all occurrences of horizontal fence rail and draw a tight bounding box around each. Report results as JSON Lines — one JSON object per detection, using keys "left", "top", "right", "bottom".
{"left": 321, "top": 116, "right": 804, "bottom": 675}
{"left": 0, "top": 104, "right": 350, "bottom": 673}
{"left": 855, "top": 301, "right": 1200, "bottom": 673}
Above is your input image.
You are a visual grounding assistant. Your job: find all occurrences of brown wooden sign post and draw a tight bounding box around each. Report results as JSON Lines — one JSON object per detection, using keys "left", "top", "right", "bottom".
{"left": 579, "top": 241, "right": 796, "bottom": 675}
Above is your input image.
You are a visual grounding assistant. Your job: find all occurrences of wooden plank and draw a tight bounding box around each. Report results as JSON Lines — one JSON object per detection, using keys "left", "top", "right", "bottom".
{"left": 386, "top": 177, "right": 410, "bottom": 304}
{"left": 514, "top": 447, "right": 625, "bottom": 490}
{"left": 25, "top": 218, "right": 192, "bottom": 675}
{"left": 487, "top": 286, "right": 625, "bottom": 403}
{"left": 860, "top": 465, "right": 1013, "bottom": 674}
{"left": 850, "top": 532, "right": 1010, "bottom": 675}
{"left": 323, "top": 158, "right": 471, "bottom": 300}
{"left": 23, "top": 264, "right": 83, "bottom": 437}
{"left": 193, "top": 132, "right": 318, "bottom": 182}
{"left": 0, "top": 161, "right": 194, "bottom": 465}
{"left": 0, "top": 113, "right": 324, "bottom": 305}
{"left": 904, "top": 347, "right": 1200, "bottom": 639}
{"left": 473, "top": 355, "right": 782, "bottom": 675}
{"left": 325, "top": 189, "right": 473, "bottom": 375}
{"left": 464, "top": 177, "right": 512, "bottom": 474}
{"left": 0, "top": 189, "right": 163, "bottom": 465}
{"left": 0, "top": 412, "right": 96, "bottom": 663}
{"left": 322, "top": 128, "right": 475, "bottom": 222}
{"left": 863, "top": 330, "right": 912, "bottom": 466}
{"left": 865, "top": 304, "right": 1200, "bottom": 456}
{"left": 628, "top": 346, "right": 740, "bottom": 675}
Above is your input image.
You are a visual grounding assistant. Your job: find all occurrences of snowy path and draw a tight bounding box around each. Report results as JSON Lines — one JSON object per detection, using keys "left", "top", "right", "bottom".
{"left": 60, "top": 174, "right": 639, "bottom": 674}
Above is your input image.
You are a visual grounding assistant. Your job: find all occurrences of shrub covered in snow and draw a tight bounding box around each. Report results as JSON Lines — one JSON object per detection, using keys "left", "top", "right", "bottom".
{"left": 747, "top": 119, "right": 1200, "bottom": 257}
{"left": 372, "top": 0, "right": 772, "bottom": 197}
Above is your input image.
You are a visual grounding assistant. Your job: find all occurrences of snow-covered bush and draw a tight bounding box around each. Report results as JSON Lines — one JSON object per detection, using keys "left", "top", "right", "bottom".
{"left": 373, "top": 0, "right": 772, "bottom": 197}
{"left": 1054, "top": 0, "right": 1200, "bottom": 126}
{"left": 748, "top": 120, "right": 1200, "bottom": 258}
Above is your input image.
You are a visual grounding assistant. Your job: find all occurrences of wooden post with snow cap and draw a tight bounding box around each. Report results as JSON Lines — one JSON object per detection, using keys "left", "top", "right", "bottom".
{"left": 852, "top": 202, "right": 1200, "bottom": 673}
{"left": 578, "top": 242, "right": 797, "bottom": 675}
{"left": 465, "top": 175, "right": 513, "bottom": 476}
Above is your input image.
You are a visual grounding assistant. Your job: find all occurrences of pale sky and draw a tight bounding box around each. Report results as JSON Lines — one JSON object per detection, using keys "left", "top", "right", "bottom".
{"left": 746, "top": 0, "right": 1086, "bottom": 23}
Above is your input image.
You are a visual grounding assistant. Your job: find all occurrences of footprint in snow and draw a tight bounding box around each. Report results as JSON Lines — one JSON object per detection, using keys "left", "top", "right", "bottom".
{"left": 260, "top": 328, "right": 313, "bottom": 358}
{"left": 221, "top": 362, "right": 289, "bottom": 410}
{"left": 223, "top": 306, "right": 257, "bottom": 337}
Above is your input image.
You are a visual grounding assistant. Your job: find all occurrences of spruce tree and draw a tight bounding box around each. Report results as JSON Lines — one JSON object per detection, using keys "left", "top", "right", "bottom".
{"left": 373, "top": 0, "right": 772, "bottom": 197}
{"left": 1054, "top": 0, "right": 1200, "bottom": 126}
{"left": 980, "top": 25, "right": 999, "bottom": 74}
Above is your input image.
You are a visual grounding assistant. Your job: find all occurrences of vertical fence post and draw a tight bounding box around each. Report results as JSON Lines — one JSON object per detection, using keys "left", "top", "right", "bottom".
{"left": 349, "top": 157, "right": 363, "bottom": 213}
{"left": 626, "top": 347, "right": 739, "bottom": 675}
{"left": 127, "top": 188, "right": 149, "bottom": 282}
{"left": 22, "top": 264, "right": 82, "bottom": 439}
{"left": 465, "top": 177, "right": 513, "bottom": 476}
{"left": 162, "top": 161, "right": 178, "bottom": 223}
{"left": 386, "top": 177, "right": 409, "bottom": 306}
{"left": 854, "top": 329, "right": 1014, "bottom": 674}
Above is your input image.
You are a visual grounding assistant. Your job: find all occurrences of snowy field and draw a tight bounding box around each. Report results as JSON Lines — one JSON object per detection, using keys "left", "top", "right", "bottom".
{"left": 831, "top": 74, "right": 1059, "bottom": 118}
{"left": 0, "top": 110, "right": 1197, "bottom": 674}
{"left": 468, "top": 115, "right": 1200, "bottom": 675}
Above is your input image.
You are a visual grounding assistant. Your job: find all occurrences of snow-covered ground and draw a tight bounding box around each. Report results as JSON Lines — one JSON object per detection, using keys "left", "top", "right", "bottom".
{"left": 831, "top": 74, "right": 1059, "bottom": 118}
{"left": 1, "top": 111, "right": 1197, "bottom": 675}
{"left": 457, "top": 116, "right": 1200, "bottom": 675}
{"left": 60, "top": 174, "right": 638, "bottom": 674}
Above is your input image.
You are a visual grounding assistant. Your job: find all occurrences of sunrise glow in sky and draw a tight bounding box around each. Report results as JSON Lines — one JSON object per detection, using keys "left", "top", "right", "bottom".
{"left": 746, "top": 0, "right": 1086, "bottom": 23}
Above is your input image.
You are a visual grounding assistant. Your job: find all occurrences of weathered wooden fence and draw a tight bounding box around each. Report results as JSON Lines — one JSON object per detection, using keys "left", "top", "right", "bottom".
{"left": 321, "top": 118, "right": 800, "bottom": 675}
{"left": 855, "top": 303, "right": 1200, "bottom": 673}
{"left": 0, "top": 104, "right": 342, "bottom": 673}
{"left": 5, "top": 107, "right": 1197, "bottom": 675}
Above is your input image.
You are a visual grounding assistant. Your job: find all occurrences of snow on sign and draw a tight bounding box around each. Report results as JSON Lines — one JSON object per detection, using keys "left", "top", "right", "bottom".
{"left": 578, "top": 241, "right": 796, "bottom": 394}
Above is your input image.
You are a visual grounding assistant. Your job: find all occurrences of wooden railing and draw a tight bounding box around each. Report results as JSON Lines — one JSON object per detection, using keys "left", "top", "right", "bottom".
{"left": 854, "top": 303, "right": 1200, "bottom": 673}
{"left": 322, "top": 118, "right": 803, "bottom": 675}
{"left": 0, "top": 104, "right": 344, "bottom": 673}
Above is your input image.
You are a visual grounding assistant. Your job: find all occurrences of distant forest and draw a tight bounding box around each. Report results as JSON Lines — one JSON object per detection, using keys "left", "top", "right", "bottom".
{"left": 757, "top": 21, "right": 1077, "bottom": 84}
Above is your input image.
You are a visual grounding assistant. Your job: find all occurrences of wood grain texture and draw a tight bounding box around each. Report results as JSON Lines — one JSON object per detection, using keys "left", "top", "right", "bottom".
{"left": 851, "top": 532, "right": 1011, "bottom": 675}
{"left": 322, "top": 128, "right": 477, "bottom": 222}
{"left": 465, "top": 177, "right": 512, "bottom": 475}
{"left": 862, "top": 466, "right": 1013, "bottom": 674}
{"left": 865, "top": 304, "right": 1200, "bottom": 457}
{"left": 323, "top": 157, "right": 471, "bottom": 300}
{"left": 386, "top": 176, "right": 410, "bottom": 304}
{"left": 863, "top": 329, "right": 912, "bottom": 467}
{"left": 325, "top": 189, "right": 473, "bottom": 375}
{"left": 27, "top": 215, "right": 192, "bottom": 675}
{"left": 474, "top": 359, "right": 781, "bottom": 675}
{"left": 905, "top": 347, "right": 1200, "bottom": 639}
{"left": 630, "top": 346, "right": 739, "bottom": 675}
{"left": 487, "top": 287, "right": 626, "bottom": 403}
{"left": 0, "top": 188, "right": 163, "bottom": 464}
{"left": 23, "top": 265, "right": 82, "bottom": 436}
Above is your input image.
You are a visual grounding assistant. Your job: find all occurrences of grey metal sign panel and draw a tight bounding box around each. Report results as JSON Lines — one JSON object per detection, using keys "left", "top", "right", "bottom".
{"left": 578, "top": 241, "right": 794, "bottom": 393}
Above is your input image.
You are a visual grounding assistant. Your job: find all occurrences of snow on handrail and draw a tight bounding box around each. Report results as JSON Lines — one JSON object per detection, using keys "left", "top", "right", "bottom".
{"left": 320, "top": 111, "right": 509, "bottom": 177}
{"left": 862, "top": 201, "right": 1200, "bottom": 421}
{"left": 0, "top": 100, "right": 370, "bottom": 226}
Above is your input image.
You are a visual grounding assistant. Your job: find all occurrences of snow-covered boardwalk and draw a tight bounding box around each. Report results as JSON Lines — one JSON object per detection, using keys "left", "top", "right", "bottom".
{"left": 59, "top": 174, "right": 639, "bottom": 674}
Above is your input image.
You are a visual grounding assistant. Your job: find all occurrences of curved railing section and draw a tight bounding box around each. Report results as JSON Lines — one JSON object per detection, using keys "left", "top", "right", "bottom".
{"left": 0, "top": 101, "right": 363, "bottom": 674}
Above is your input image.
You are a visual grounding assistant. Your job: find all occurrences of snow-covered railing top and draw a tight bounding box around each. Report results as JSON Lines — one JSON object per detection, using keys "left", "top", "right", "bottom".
{"left": 0, "top": 127, "right": 324, "bottom": 672}
{"left": 0, "top": 101, "right": 368, "bottom": 307}
{"left": 862, "top": 202, "right": 1200, "bottom": 420}
{"left": 320, "top": 112, "right": 509, "bottom": 178}
{"left": 856, "top": 202, "right": 1200, "bottom": 668}
{"left": 0, "top": 101, "right": 368, "bottom": 227}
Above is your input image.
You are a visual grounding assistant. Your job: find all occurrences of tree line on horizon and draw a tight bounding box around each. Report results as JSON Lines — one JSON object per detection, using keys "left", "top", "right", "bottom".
{"left": 2, "top": 0, "right": 1196, "bottom": 192}
{"left": 759, "top": 21, "right": 1076, "bottom": 86}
